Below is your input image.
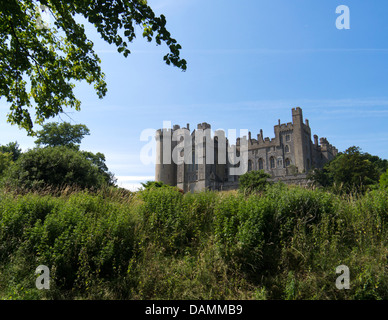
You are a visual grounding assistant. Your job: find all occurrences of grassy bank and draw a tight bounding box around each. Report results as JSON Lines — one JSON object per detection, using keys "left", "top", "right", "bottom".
{"left": 0, "top": 184, "right": 387, "bottom": 300}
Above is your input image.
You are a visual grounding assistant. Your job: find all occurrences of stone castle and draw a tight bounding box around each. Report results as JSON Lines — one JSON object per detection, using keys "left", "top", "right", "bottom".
{"left": 155, "top": 107, "right": 338, "bottom": 192}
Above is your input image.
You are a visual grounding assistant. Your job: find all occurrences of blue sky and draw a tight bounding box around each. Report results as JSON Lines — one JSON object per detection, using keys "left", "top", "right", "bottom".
{"left": 1, "top": 0, "right": 388, "bottom": 190}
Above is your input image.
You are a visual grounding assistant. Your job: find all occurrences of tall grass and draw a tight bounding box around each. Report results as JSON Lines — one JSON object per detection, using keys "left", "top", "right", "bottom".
{"left": 0, "top": 184, "right": 387, "bottom": 299}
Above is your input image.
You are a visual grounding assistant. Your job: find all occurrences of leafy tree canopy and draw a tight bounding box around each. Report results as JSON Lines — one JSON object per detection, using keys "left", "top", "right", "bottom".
{"left": 309, "top": 146, "right": 382, "bottom": 194}
{"left": 0, "top": 152, "right": 13, "bottom": 177}
{"left": 33, "top": 121, "right": 115, "bottom": 184}
{"left": 238, "top": 170, "right": 271, "bottom": 194}
{"left": 2, "top": 146, "right": 112, "bottom": 189}
{"left": 35, "top": 121, "right": 90, "bottom": 149}
{"left": 0, "top": 141, "right": 22, "bottom": 161}
{"left": 380, "top": 169, "right": 388, "bottom": 189}
{"left": 1, "top": 0, "right": 187, "bottom": 135}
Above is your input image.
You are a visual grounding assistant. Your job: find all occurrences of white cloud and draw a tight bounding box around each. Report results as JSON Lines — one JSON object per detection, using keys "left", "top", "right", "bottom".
{"left": 115, "top": 175, "right": 155, "bottom": 191}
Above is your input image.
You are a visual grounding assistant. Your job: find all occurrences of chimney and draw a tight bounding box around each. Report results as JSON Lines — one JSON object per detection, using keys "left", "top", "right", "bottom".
{"left": 314, "top": 134, "right": 318, "bottom": 146}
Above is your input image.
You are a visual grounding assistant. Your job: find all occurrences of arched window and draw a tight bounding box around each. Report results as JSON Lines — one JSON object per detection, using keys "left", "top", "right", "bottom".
{"left": 258, "top": 158, "right": 264, "bottom": 170}
{"left": 270, "top": 157, "right": 275, "bottom": 169}
{"left": 248, "top": 160, "right": 252, "bottom": 171}
{"left": 285, "top": 145, "right": 290, "bottom": 153}
{"left": 285, "top": 158, "right": 291, "bottom": 167}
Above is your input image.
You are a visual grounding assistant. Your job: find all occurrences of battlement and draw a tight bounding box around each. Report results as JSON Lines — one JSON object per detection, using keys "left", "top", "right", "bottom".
{"left": 292, "top": 106, "right": 302, "bottom": 114}
{"left": 276, "top": 122, "right": 293, "bottom": 130}
{"left": 155, "top": 107, "right": 338, "bottom": 193}
{"left": 197, "top": 122, "right": 211, "bottom": 130}
{"left": 319, "top": 137, "right": 338, "bottom": 155}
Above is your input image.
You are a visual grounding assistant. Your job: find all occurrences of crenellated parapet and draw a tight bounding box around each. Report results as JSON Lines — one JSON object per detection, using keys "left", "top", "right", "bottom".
{"left": 154, "top": 107, "right": 338, "bottom": 192}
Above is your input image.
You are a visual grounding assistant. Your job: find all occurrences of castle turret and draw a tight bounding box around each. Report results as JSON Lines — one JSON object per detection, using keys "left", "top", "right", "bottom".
{"left": 155, "top": 127, "right": 177, "bottom": 186}
{"left": 292, "top": 107, "right": 308, "bottom": 173}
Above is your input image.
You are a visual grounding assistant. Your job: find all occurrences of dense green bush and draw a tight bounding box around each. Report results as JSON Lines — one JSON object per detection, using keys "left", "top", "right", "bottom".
{"left": 215, "top": 193, "right": 275, "bottom": 272}
{"left": 380, "top": 169, "right": 388, "bottom": 189}
{"left": 309, "top": 146, "right": 382, "bottom": 194}
{"left": 214, "top": 185, "right": 337, "bottom": 275}
{"left": 1, "top": 146, "right": 110, "bottom": 190}
{"left": 139, "top": 187, "right": 217, "bottom": 254}
{"left": 238, "top": 170, "right": 271, "bottom": 194}
{"left": 0, "top": 192, "right": 139, "bottom": 298}
{"left": 0, "top": 184, "right": 387, "bottom": 300}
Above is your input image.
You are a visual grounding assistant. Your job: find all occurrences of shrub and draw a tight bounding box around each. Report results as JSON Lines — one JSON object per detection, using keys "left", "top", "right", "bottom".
{"left": 214, "top": 192, "right": 275, "bottom": 272}
{"left": 238, "top": 170, "right": 271, "bottom": 194}
{"left": 2, "top": 146, "right": 109, "bottom": 190}
{"left": 139, "top": 186, "right": 184, "bottom": 252}
{"left": 0, "top": 152, "right": 13, "bottom": 177}
{"left": 0, "top": 192, "right": 139, "bottom": 298}
{"left": 379, "top": 169, "right": 388, "bottom": 189}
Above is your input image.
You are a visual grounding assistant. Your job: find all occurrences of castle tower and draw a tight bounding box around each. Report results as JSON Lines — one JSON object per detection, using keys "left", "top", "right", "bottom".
{"left": 291, "top": 107, "right": 308, "bottom": 173}
{"left": 155, "top": 127, "right": 177, "bottom": 186}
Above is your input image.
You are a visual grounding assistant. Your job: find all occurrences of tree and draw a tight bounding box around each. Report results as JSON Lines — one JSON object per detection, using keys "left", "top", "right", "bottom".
{"left": 1, "top": 0, "right": 187, "bottom": 135}
{"left": 35, "top": 121, "right": 90, "bottom": 149}
{"left": 309, "top": 146, "right": 381, "bottom": 194}
{"left": 81, "top": 150, "right": 116, "bottom": 186}
{"left": 2, "top": 146, "right": 111, "bottom": 189}
{"left": 380, "top": 169, "right": 388, "bottom": 189}
{"left": 33, "top": 121, "right": 115, "bottom": 185}
{"left": 0, "top": 141, "right": 22, "bottom": 161}
{"left": 238, "top": 170, "right": 271, "bottom": 194}
{"left": 0, "top": 152, "right": 13, "bottom": 177}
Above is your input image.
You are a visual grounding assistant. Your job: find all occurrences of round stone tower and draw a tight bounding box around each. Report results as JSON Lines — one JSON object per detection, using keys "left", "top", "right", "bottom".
{"left": 155, "top": 128, "right": 177, "bottom": 186}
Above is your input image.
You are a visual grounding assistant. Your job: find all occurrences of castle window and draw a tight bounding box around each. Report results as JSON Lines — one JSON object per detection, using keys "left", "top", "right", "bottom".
{"left": 248, "top": 160, "right": 252, "bottom": 171}
{"left": 258, "top": 158, "right": 264, "bottom": 170}
{"left": 270, "top": 157, "right": 275, "bottom": 169}
{"left": 286, "top": 134, "right": 291, "bottom": 142}
{"left": 277, "top": 158, "right": 283, "bottom": 167}
{"left": 285, "top": 145, "right": 290, "bottom": 153}
{"left": 285, "top": 158, "right": 291, "bottom": 167}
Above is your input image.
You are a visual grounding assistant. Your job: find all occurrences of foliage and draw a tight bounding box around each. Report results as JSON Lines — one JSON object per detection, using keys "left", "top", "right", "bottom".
{"left": 0, "top": 152, "right": 13, "bottom": 176}
{"left": 380, "top": 169, "right": 388, "bottom": 189}
{"left": 140, "top": 180, "right": 167, "bottom": 189}
{"left": 238, "top": 170, "right": 271, "bottom": 194}
{"left": 34, "top": 122, "right": 90, "bottom": 149}
{"left": 309, "top": 146, "right": 382, "bottom": 194}
{"left": 1, "top": 184, "right": 387, "bottom": 300}
{"left": 32, "top": 122, "right": 115, "bottom": 184}
{"left": 0, "top": 142, "right": 22, "bottom": 161}
{"left": 1, "top": 146, "right": 112, "bottom": 190}
{"left": 1, "top": 0, "right": 186, "bottom": 134}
